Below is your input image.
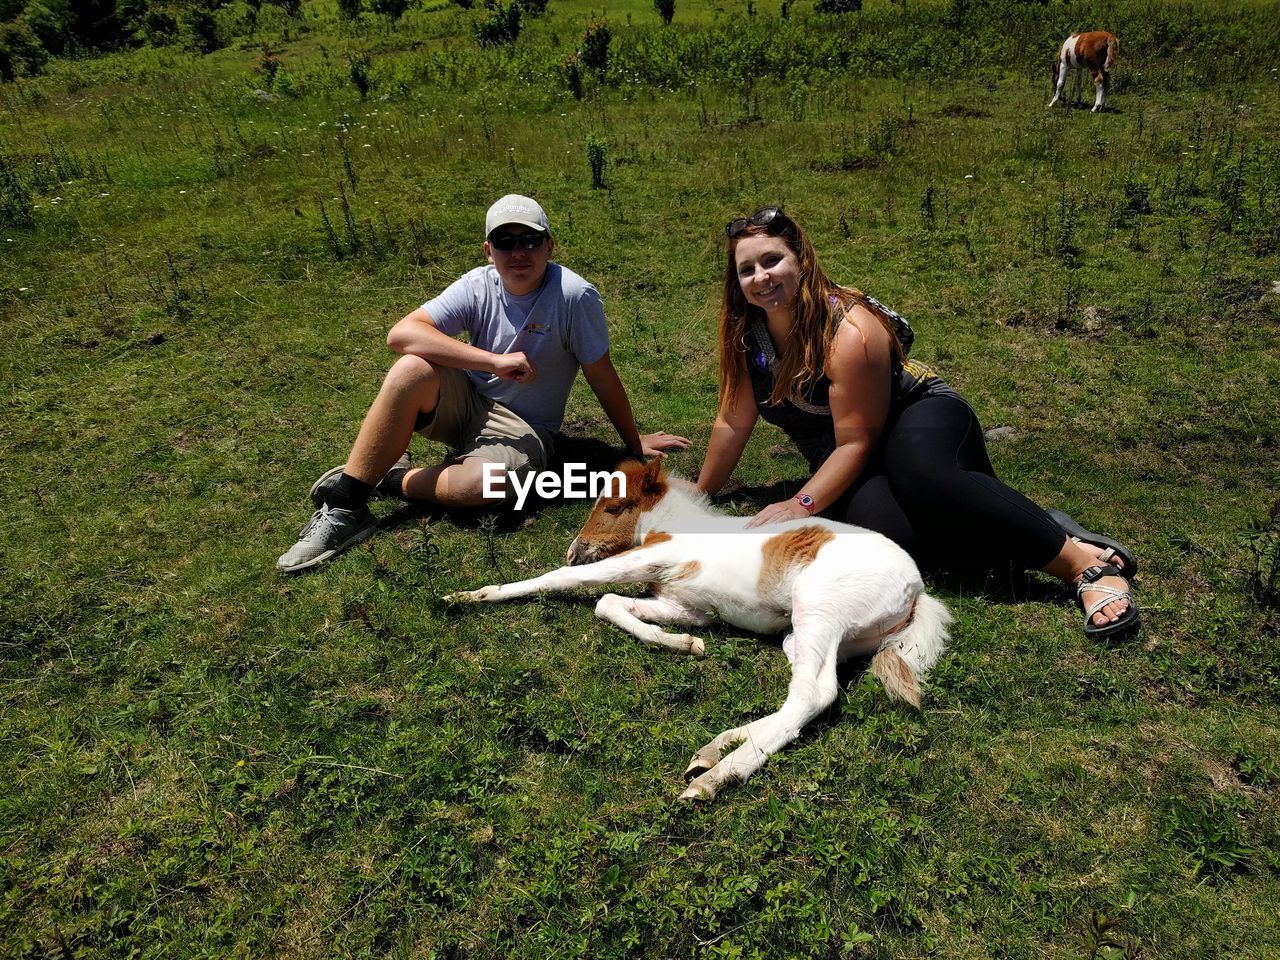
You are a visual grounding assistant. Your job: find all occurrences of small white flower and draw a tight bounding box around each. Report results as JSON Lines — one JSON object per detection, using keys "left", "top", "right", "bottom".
{"left": 963, "top": 174, "right": 974, "bottom": 180}
{"left": 179, "top": 190, "right": 187, "bottom": 194}
{"left": 18, "top": 286, "right": 29, "bottom": 291}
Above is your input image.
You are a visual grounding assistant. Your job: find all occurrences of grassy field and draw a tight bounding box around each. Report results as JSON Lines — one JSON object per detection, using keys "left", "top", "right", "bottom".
{"left": 2, "top": 0, "right": 1279, "bottom": 956}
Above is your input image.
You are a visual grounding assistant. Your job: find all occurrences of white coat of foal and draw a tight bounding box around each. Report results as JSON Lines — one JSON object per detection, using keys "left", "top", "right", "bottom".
{"left": 1049, "top": 31, "right": 1118, "bottom": 113}
{"left": 446, "top": 459, "right": 951, "bottom": 802}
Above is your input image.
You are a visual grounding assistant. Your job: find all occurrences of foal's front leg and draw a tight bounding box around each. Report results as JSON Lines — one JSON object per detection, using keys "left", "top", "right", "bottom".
{"left": 595, "top": 594, "right": 712, "bottom": 657}
{"left": 1092, "top": 70, "right": 1107, "bottom": 112}
{"left": 444, "top": 553, "right": 665, "bottom": 604}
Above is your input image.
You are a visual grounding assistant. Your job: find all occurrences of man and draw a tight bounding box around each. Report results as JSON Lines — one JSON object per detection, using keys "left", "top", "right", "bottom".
{"left": 278, "top": 194, "right": 688, "bottom": 573}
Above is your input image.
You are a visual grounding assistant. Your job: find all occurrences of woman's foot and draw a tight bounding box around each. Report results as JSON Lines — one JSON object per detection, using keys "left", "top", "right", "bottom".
{"left": 1076, "top": 566, "right": 1132, "bottom": 626}
{"left": 1043, "top": 537, "right": 1137, "bottom": 632}
{"left": 1075, "top": 562, "right": 1140, "bottom": 638}
{"left": 1047, "top": 508, "right": 1138, "bottom": 578}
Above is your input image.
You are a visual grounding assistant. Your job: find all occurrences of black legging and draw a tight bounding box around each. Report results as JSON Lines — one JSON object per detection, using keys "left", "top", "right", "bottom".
{"left": 836, "top": 395, "right": 1066, "bottom": 571}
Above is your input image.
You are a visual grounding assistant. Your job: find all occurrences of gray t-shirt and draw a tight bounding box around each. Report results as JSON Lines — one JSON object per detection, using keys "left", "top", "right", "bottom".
{"left": 423, "top": 263, "right": 611, "bottom": 434}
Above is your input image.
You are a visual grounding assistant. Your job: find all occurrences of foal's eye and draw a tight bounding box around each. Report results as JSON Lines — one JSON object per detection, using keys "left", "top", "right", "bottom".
{"left": 603, "top": 503, "right": 631, "bottom": 516}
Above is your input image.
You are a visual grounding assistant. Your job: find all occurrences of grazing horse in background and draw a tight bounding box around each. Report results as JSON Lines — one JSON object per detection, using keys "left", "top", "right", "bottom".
{"left": 446, "top": 459, "right": 951, "bottom": 802}
{"left": 1049, "top": 31, "right": 1119, "bottom": 112}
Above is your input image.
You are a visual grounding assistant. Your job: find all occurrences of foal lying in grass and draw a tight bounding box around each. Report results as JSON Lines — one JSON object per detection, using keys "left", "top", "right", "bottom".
{"left": 446, "top": 459, "right": 951, "bottom": 801}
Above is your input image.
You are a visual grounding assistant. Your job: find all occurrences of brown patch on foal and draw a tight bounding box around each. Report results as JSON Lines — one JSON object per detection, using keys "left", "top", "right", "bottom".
{"left": 650, "top": 558, "right": 699, "bottom": 597}
{"left": 758, "top": 526, "right": 836, "bottom": 592}
{"left": 669, "top": 560, "right": 701, "bottom": 581}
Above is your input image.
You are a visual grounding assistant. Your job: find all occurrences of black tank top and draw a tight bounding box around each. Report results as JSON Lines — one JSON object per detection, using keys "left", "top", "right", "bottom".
{"left": 743, "top": 294, "right": 961, "bottom": 472}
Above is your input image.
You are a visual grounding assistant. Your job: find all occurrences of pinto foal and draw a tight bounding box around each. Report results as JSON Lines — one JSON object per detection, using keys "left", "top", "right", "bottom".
{"left": 1049, "top": 31, "right": 1118, "bottom": 112}
{"left": 447, "top": 459, "right": 951, "bottom": 801}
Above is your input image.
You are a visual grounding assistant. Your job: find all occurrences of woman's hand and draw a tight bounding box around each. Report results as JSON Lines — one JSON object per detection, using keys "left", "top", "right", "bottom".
{"left": 745, "top": 498, "right": 812, "bottom": 528}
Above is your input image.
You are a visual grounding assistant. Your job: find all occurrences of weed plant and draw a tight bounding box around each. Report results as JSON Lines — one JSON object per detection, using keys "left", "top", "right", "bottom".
{"left": 1, "top": 1, "right": 1278, "bottom": 958}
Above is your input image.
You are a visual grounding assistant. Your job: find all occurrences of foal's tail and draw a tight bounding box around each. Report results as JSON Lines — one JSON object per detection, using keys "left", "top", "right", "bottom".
{"left": 1104, "top": 35, "right": 1119, "bottom": 72}
{"left": 870, "top": 592, "right": 952, "bottom": 708}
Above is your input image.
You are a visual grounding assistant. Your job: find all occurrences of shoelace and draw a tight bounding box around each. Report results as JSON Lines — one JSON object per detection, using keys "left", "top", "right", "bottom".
{"left": 297, "top": 503, "right": 332, "bottom": 538}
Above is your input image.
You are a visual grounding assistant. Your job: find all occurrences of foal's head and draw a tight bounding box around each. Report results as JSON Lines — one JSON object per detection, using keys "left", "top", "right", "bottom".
{"left": 566, "top": 458, "right": 669, "bottom": 566}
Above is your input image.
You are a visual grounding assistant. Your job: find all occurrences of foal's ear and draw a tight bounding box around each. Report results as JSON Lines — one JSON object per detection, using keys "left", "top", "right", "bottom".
{"left": 638, "top": 456, "right": 667, "bottom": 495}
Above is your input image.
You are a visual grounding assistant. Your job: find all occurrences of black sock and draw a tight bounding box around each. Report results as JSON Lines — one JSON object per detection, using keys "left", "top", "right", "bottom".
{"left": 379, "top": 463, "right": 411, "bottom": 499}
{"left": 324, "top": 472, "right": 374, "bottom": 511}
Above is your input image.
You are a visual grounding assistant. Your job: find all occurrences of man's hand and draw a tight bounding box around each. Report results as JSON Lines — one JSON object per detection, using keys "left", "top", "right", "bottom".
{"left": 745, "top": 498, "right": 812, "bottom": 529}
{"left": 492, "top": 352, "right": 536, "bottom": 383}
{"left": 637, "top": 431, "right": 691, "bottom": 457}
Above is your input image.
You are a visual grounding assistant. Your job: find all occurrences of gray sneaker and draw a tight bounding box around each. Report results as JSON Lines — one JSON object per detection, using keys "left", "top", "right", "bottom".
{"left": 310, "top": 452, "right": 411, "bottom": 508}
{"left": 276, "top": 504, "right": 377, "bottom": 573}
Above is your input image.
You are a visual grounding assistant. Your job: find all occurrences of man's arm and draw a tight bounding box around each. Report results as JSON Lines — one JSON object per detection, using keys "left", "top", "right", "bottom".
{"left": 387, "top": 307, "right": 533, "bottom": 382}
{"left": 580, "top": 352, "right": 690, "bottom": 457}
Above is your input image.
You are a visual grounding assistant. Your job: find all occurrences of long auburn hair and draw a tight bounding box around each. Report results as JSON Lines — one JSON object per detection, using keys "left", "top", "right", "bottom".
{"left": 718, "top": 211, "right": 903, "bottom": 411}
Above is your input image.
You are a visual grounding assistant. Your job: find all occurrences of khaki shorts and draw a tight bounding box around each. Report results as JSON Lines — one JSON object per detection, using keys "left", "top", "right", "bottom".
{"left": 415, "top": 365, "right": 551, "bottom": 477}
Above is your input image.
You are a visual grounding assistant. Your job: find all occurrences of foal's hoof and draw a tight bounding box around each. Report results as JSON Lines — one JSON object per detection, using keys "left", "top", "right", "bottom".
{"left": 684, "top": 745, "right": 721, "bottom": 780}
{"left": 679, "top": 778, "right": 716, "bottom": 803}
{"left": 680, "top": 635, "right": 706, "bottom": 657}
{"left": 444, "top": 586, "right": 496, "bottom": 603}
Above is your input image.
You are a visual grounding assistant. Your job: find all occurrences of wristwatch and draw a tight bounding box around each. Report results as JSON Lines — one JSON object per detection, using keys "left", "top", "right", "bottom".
{"left": 793, "top": 493, "right": 816, "bottom": 515}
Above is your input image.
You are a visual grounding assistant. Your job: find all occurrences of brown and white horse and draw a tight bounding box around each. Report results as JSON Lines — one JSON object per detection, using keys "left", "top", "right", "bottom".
{"left": 1049, "top": 31, "right": 1118, "bottom": 112}
{"left": 446, "top": 459, "right": 951, "bottom": 801}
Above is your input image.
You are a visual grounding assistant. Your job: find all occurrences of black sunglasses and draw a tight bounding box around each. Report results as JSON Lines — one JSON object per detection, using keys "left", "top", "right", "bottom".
{"left": 726, "top": 207, "right": 789, "bottom": 238}
{"left": 488, "top": 230, "right": 547, "bottom": 251}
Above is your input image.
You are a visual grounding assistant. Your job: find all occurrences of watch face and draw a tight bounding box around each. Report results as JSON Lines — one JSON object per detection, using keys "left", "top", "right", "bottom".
{"left": 796, "top": 494, "right": 814, "bottom": 510}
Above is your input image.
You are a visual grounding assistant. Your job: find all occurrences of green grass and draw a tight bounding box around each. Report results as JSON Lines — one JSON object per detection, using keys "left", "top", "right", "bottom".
{"left": 2, "top": 0, "right": 1279, "bottom": 956}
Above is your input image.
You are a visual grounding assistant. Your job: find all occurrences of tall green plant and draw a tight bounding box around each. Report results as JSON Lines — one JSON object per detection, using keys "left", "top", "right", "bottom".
{"left": 580, "top": 16, "right": 610, "bottom": 78}
{"left": 586, "top": 135, "right": 608, "bottom": 189}
{"left": 474, "top": 2, "right": 521, "bottom": 47}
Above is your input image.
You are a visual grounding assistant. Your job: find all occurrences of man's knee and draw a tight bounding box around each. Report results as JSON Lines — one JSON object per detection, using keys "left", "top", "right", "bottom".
{"left": 445, "top": 459, "right": 513, "bottom": 507}
{"left": 383, "top": 354, "right": 439, "bottom": 395}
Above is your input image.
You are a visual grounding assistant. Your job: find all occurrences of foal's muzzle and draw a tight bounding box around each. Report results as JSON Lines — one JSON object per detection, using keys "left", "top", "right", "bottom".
{"left": 567, "top": 538, "right": 595, "bottom": 566}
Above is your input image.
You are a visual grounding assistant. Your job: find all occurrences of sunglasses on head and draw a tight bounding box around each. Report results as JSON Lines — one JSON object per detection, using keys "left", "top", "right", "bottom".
{"left": 726, "top": 207, "right": 789, "bottom": 238}
{"left": 488, "top": 230, "right": 547, "bottom": 251}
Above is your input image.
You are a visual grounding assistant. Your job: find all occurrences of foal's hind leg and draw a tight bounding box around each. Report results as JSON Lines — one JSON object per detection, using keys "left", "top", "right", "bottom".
{"left": 595, "top": 594, "right": 711, "bottom": 657}
{"left": 681, "top": 627, "right": 841, "bottom": 801}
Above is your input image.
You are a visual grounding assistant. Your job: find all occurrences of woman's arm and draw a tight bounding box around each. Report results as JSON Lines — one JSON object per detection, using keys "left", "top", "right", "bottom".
{"left": 746, "top": 311, "right": 893, "bottom": 526}
{"left": 696, "top": 362, "right": 758, "bottom": 496}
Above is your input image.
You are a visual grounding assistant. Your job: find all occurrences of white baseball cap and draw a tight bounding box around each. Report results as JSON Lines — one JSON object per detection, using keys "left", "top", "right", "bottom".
{"left": 485, "top": 194, "right": 550, "bottom": 236}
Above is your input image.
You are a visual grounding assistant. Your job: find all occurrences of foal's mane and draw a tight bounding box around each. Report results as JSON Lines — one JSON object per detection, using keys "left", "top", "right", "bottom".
{"left": 634, "top": 466, "right": 723, "bottom": 533}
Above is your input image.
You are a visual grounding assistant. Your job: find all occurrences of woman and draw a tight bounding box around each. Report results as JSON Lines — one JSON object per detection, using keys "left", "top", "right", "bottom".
{"left": 696, "top": 207, "right": 1139, "bottom": 638}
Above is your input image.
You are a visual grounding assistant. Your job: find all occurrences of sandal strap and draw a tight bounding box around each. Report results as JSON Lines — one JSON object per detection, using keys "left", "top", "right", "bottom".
{"left": 1078, "top": 563, "right": 1122, "bottom": 584}
{"left": 1070, "top": 537, "right": 1117, "bottom": 566}
{"left": 1077, "top": 564, "right": 1133, "bottom": 620}
{"left": 1081, "top": 585, "right": 1132, "bottom": 620}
